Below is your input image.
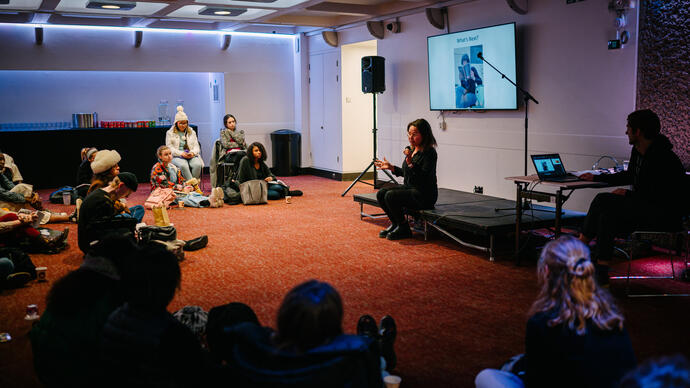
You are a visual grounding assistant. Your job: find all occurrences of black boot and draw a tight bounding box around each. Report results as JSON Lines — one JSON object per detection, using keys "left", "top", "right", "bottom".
{"left": 386, "top": 223, "right": 412, "bottom": 240}
{"left": 379, "top": 315, "right": 397, "bottom": 371}
{"left": 379, "top": 223, "right": 397, "bottom": 238}
{"left": 183, "top": 235, "right": 208, "bottom": 251}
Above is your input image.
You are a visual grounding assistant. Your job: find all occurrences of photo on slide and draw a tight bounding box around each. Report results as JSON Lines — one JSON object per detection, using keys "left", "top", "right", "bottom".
{"left": 453, "top": 44, "right": 484, "bottom": 109}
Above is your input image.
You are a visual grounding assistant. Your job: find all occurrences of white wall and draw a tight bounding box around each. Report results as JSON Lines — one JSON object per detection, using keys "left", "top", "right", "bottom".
{"left": 341, "top": 40, "right": 377, "bottom": 173}
{"left": 0, "top": 24, "right": 297, "bottom": 167}
{"left": 326, "top": 0, "right": 639, "bottom": 211}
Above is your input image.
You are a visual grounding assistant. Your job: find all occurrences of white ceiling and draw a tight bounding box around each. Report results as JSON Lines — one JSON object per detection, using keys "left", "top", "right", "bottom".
{"left": 0, "top": 0, "right": 474, "bottom": 34}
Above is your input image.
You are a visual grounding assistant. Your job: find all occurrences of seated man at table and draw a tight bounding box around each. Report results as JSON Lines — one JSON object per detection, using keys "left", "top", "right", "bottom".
{"left": 578, "top": 109, "right": 687, "bottom": 285}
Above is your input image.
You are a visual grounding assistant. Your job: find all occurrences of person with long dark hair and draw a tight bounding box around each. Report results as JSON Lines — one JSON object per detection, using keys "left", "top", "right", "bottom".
{"left": 237, "top": 142, "right": 302, "bottom": 200}
{"left": 219, "top": 114, "right": 247, "bottom": 165}
{"left": 475, "top": 236, "right": 636, "bottom": 388}
{"left": 374, "top": 118, "right": 438, "bottom": 240}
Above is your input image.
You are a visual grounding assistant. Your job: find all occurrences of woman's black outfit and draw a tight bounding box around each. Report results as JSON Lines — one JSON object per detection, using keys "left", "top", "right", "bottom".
{"left": 524, "top": 311, "right": 636, "bottom": 388}
{"left": 76, "top": 159, "right": 93, "bottom": 198}
{"left": 376, "top": 147, "right": 438, "bottom": 240}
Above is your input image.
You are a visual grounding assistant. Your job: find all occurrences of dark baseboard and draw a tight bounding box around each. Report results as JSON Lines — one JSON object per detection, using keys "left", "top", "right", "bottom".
{"left": 300, "top": 168, "right": 376, "bottom": 182}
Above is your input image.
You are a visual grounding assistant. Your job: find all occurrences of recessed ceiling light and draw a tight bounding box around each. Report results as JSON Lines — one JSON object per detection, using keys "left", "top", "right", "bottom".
{"left": 198, "top": 7, "right": 246, "bottom": 17}
{"left": 85, "top": 1, "right": 136, "bottom": 11}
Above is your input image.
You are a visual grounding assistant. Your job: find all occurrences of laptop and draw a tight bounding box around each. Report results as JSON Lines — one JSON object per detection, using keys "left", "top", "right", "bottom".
{"left": 531, "top": 154, "right": 581, "bottom": 182}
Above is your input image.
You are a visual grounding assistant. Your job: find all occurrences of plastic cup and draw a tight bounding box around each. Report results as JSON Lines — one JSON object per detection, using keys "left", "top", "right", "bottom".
{"left": 384, "top": 375, "right": 402, "bottom": 388}
{"left": 62, "top": 191, "right": 71, "bottom": 205}
{"left": 285, "top": 195, "right": 291, "bottom": 204}
{"left": 36, "top": 267, "right": 47, "bottom": 282}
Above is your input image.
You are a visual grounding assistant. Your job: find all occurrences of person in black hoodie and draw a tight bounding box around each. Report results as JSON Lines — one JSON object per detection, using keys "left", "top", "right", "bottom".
{"left": 578, "top": 109, "right": 687, "bottom": 284}
{"left": 100, "top": 244, "right": 208, "bottom": 388}
{"left": 375, "top": 118, "right": 438, "bottom": 240}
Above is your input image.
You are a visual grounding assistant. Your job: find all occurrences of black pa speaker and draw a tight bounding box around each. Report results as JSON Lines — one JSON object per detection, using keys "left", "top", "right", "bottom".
{"left": 361, "top": 56, "right": 385, "bottom": 93}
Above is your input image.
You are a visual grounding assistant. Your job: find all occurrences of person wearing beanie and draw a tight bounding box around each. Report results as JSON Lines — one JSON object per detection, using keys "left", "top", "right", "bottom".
{"left": 88, "top": 150, "right": 121, "bottom": 195}
{"left": 165, "top": 106, "right": 204, "bottom": 181}
{"left": 78, "top": 172, "right": 143, "bottom": 253}
{"left": 76, "top": 147, "right": 98, "bottom": 198}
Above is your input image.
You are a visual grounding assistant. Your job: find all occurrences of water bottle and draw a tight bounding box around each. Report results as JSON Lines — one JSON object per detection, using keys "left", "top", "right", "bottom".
{"left": 158, "top": 100, "right": 170, "bottom": 126}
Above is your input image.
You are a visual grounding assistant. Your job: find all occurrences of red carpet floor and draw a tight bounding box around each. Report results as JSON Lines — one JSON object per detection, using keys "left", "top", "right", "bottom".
{"left": 1, "top": 175, "right": 689, "bottom": 387}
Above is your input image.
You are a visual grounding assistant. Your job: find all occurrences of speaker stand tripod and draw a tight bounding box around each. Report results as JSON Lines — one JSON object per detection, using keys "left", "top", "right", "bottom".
{"left": 341, "top": 93, "right": 396, "bottom": 196}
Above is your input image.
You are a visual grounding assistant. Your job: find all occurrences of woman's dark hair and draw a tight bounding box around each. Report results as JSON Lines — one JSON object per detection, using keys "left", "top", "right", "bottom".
{"left": 461, "top": 53, "right": 470, "bottom": 64}
{"left": 223, "top": 114, "right": 236, "bottom": 129}
{"left": 247, "top": 142, "right": 267, "bottom": 163}
{"left": 123, "top": 245, "right": 181, "bottom": 312}
{"left": 274, "top": 280, "right": 343, "bottom": 352}
{"left": 627, "top": 109, "right": 661, "bottom": 139}
{"left": 408, "top": 118, "right": 437, "bottom": 150}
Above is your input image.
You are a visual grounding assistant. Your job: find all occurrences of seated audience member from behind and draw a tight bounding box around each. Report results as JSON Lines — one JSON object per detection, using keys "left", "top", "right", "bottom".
{"left": 219, "top": 114, "right": 247, "bottom": 165}
{"left": 619, "top": 355, "right": 690, "bottom": 388}
{"left": 100, "top": 244, "right": 208, "bottom": 387}
{"left": 475, "top": 236, "right": 636, "bottom": 388}
{"left": 77, "top": 172, "right": 140, "bottom": 253}
{"left": 76, "top": 147, "right": 98, "bottom": 198}
{"left": 165, "top": 106, "right": 204, "bottom": 181}
{"left": 374, "top": 118, "right": 438, "bottom": 240}
{"left": 208, "top": 279, "right": 386, "bottom": 388}
{"left": 578, "top": 109, "right": 687, "bottom": 285}
{"left": 30, "top": 235, "right": 138, "bottom": 388}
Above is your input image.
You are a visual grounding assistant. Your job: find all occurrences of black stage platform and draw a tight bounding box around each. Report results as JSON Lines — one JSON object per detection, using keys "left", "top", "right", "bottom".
{"left": 353, "top": 188, "right": 586, "bottom": 261}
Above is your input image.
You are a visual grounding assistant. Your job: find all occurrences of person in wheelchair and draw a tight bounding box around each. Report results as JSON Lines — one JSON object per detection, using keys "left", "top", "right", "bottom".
{"left": 220, "top": 114, "right": 247, "bottom": 166}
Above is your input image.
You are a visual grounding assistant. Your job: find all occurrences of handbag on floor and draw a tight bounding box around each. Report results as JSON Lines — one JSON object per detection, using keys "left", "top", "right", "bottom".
{"left": 145, "top": 188, "right": 176, "bottom": 209}
{"left": 239, "top": 180, "right": 268, "bottom": 205}
{"left": 137, "top": 225, "right": 177, "bottom": 244}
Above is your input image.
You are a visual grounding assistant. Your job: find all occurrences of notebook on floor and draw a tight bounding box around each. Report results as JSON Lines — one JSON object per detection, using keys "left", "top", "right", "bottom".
{"left": 531, "top": 154, "right": 581, "bottom": 182}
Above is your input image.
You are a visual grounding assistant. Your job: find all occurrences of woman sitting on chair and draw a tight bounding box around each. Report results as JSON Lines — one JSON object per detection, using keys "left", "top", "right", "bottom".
{"left": 219, "top": 114, "right": 247, "bottom": 166}
{"left": 165, "top": 106, "right": 203, "bottom": 181}
{"left": 374, "top": 118, "right": 438, "bottom": 240}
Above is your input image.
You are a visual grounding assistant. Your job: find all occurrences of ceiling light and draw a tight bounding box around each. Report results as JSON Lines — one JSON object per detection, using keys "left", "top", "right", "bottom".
{"left": 85, "top": 1, "right": 136, "bottom": 11}
{"left": 198, "top": 7, "right": 246, "bottom": 17}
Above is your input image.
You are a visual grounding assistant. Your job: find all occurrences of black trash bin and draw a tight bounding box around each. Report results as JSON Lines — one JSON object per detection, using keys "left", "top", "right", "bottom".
{"left": 270, "top": 129, "right": 301, "bottom": 176}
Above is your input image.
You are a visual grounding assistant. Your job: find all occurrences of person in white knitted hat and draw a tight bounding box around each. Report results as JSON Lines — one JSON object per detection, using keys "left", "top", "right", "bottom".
{"left": 165, "top": 106, "right": 204, "bottom": 181}
{"left": 87, "top": 149, "right": 121, "bottom": 195}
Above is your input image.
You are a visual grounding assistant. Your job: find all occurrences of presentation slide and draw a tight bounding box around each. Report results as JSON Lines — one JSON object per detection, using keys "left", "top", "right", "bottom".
{"left": 428, "top": 23, "right": 517, "bottom": 110}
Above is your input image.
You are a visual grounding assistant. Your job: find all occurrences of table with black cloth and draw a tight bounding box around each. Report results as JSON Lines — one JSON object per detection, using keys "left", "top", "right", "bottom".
{"left": 0, "top": 125, "right": 197, "bottom": 189}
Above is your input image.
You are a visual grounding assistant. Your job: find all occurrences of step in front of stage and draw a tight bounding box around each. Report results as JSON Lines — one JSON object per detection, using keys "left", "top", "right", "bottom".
{"left": 353, "top": 188, "right": 585, "bottom": 262}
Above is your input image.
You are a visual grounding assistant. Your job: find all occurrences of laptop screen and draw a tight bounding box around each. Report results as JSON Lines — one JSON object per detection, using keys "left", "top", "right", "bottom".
{"left": 531, "top": 154, "right": 567, "bottom": 178}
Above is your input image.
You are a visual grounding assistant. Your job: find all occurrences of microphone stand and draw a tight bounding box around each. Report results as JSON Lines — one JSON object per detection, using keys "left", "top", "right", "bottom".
{"left": 479, "top": 53, "right": 539, "bottom": 212}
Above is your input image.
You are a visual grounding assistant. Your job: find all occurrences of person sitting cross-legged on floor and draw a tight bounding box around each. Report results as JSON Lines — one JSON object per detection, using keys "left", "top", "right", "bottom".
{"left": 207, "top": 279, "right": 394, "bottom": 388}
{"left": 77, "top": 172, "right": 143, "bottom": 254}
{"left": 100, "top": 244, "right": 210, "bottom": 388}
{"left": 30, "top": 235, "right": 138, "bottom": 387}
{"left": 237, "top": 142, "right": 302, "bottom": 201}
{"left": 474, "top": 235, "right": 636, "bottom": 388}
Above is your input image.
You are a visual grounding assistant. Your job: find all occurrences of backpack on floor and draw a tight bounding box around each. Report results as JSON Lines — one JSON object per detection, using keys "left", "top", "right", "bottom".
{"left": 49, "top": 186, "right": 77, "bottom": 204}
{"left": 0, "top": 247, "right": 37, "bottom": 280}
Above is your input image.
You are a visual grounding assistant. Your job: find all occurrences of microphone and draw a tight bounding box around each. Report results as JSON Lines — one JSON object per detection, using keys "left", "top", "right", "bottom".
{"left": 477, "top": 52, "right": 483, "bottom": 60}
